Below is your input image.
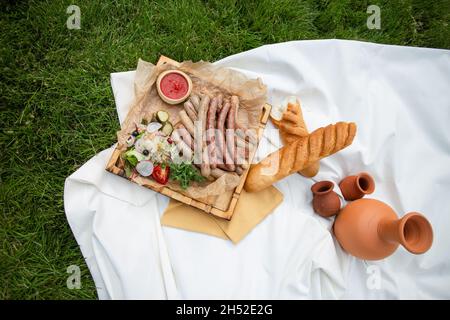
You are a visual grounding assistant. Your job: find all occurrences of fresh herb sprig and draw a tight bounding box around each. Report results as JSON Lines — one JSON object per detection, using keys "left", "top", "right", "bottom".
{"left": 169, "top": 162, "right": 205, "bottom": 189}
{"left": 121, "top": 148, "right": 140, "bottom": 178}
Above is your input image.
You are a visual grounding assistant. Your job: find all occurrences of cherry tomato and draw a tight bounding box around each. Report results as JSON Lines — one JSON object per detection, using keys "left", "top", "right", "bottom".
{"left": 152, "top": 165, "right": 169, "bottom": 185}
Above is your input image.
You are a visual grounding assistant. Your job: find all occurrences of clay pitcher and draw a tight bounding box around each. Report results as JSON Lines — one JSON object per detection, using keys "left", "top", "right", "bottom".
{"left": 311, "top": 181, "right": 341, "bottom": 217}
{"left": 334, "top": 198, "right": 433, "bottom": 260}
{"left": 339, "top": 172, "right": 375, "bottom": 201}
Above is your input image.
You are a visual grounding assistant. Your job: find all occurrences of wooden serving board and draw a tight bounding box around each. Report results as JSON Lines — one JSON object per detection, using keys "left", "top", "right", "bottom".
{"left": 106, "top": 56, "right": 271, "bottom": 220}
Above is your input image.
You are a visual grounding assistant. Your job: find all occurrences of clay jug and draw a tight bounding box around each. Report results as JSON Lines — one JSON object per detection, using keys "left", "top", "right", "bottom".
{"left": 334, "top": 198, "right": 433, "bottom": 260}
{"left": 311, "top": 181, "right": 341, "bottom": 217}
{"left": 339, "top": 172, "right": 375, "bottom": 201}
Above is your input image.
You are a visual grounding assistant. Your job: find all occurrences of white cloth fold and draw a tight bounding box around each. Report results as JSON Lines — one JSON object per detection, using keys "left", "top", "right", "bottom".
{"left": 64, "top": 40, "right": 450, "bottom": 299}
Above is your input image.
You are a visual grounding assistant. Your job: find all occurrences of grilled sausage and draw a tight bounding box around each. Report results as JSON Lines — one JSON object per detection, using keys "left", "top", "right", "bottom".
{"left": 190, "top": 94, "right": 200, "bottom": 111}
{"left": 226, "top": 96, "right": 239, "bottom": 164}
{"left": 179, "top": 110, "right": 195, "bottom": 137}
{"left": 235, "top": 166, "right": 244, "bottom": 175}
{"left": 198, "top": 95, "right": 211, "bottom": 177}
{"left": 217, "top": 100, "right": 235, "bottom": 171}
{"left": 171, "top": 128, "right": 193, "bottom": 161}
{"left": 183, "top": 100, "right": 197, "bottom": 122}
{"left": 216, "top": 100, "right": 229, "bottom": 165}
{"left": 201, "top": 148, "right": 211, "bottom": 178}
{"left": 216, "top": 94, "right": 223, "bottom": 113}
{"left": 206, "top": 97, "right": 218, "bottom": 169}
{"left": 236, "top": 125, "right": 257, "bottom": 146}
{"left": 210, "top": 168, "right": 228, "bottom": 179}
{"left": 176, "top": 124, "right": 194, "bottom": 149}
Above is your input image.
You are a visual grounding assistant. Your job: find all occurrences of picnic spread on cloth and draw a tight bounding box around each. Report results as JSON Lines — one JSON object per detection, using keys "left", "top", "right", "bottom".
{"left": 64, "top": 40, "right": 450, "bottom": 299}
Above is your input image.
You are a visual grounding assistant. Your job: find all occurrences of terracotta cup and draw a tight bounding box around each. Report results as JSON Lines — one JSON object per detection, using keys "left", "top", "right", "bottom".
{"left": 339, "top": 172, "right": 375, "bottom": 201}
{"left": 311, "top": 181, "right": 341, "bottom": 218}
{"left": 334, "top": 198, "right": 433, "bottom": 260}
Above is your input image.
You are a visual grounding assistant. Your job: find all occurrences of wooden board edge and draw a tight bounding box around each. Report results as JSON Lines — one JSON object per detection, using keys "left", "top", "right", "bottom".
{"left": 234, "top": 103, "right": 271, "bottom": 195}
{"left": 157, "top": 55, "right": 180, "bottom": 67}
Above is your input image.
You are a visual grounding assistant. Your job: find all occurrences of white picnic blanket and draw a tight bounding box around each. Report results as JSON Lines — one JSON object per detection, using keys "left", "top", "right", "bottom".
{"left": 64, "top": 40, "right": 450, "bottom": 299}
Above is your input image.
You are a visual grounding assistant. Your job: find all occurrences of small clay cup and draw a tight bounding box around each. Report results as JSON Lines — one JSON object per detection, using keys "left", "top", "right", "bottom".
{"left": 339, "top": 172, "right": 375, "bottom": 201}
{"left": 311, "top": 181, "right": 341, "bottom": 217}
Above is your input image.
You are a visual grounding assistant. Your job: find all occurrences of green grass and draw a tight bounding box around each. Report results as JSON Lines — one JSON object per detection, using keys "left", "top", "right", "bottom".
{"left": 1, "top": 0, "right": 449, "bottom": 300}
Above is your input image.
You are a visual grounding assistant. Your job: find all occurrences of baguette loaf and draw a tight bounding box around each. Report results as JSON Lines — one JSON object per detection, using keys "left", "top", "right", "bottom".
{"left": 271, "top": 99, "right": 319, "bottom": 177}
{"left": 244, "top": 122, "right": 357, "bottom": 193}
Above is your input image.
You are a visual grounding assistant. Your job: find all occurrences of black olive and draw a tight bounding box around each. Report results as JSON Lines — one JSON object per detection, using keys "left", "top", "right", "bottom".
{"left": 132, "top": 130, "right": 139, "bottom": 137}
{"left": 142, "top": 150, "right": 149, "bottom": 156}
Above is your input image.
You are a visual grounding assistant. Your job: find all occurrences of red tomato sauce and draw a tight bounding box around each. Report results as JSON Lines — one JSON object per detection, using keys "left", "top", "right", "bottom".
{"left": 159, "top": 72, "right": 189, "bottom": 100}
